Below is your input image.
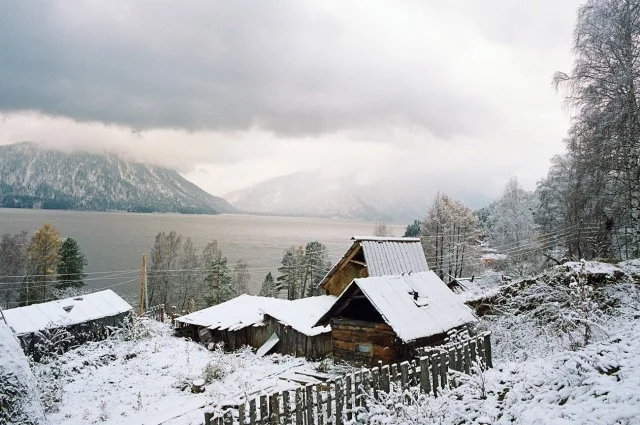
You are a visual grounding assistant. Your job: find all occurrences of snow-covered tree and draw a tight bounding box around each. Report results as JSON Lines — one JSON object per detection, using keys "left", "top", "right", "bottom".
{"left": 276, "top": 242, "right": 331, "bottom": 299}
{"left": 0, "top": 231, "right": 28, "bottom": 307}
{"left": 232, "top": 260, "right": 250, "bottom": 295}
{"left": 204, "top": 251, "right": 235, "bottom": 306}
{"left": 421, "top": 193, "right": 481, "bottom": 281}
{"left": 172, "top": 238, "right": 202, "bottom": 312}
{"left": 148, "top": 231, "right": 182, "bottom": 307}
{"left": 552, "top": 0, "right": 640, "bottom": 258}
{"left": 23, "top": 224, "right": 62, "bottom": 305}
{"left": 488, "top": 178, "right": 540, "bottom": 275}
{"left": 258, "top": 272, "right": 277, "bottom": 298}
{"left": 276, "top": 246, "right": 304, "bottom": 300}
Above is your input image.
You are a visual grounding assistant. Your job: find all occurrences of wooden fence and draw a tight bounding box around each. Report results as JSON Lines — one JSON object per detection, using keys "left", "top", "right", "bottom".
{"left": 204, "top": 332, "right": 492, "bottom": 425}
{"left": 144, "top": 304, "right": 166, "bottom": 322}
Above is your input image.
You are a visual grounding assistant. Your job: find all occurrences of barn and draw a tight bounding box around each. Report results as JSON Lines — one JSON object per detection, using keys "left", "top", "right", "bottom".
{"left": 315, "top": 271, "right": 477, "bottom": 364}
{"left": 319, "top": 237, "right": 430, "bottom": 296}
{"left": 174, "top": 294, "right": 335, "bottom": 358}
{"left": 3, "top": 289, "right": 132, "bottom": 359}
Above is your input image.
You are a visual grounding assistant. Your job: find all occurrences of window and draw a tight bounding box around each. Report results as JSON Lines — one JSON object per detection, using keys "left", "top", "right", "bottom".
{"left": 356, "top": 343, "right": 372, "bottom": 356}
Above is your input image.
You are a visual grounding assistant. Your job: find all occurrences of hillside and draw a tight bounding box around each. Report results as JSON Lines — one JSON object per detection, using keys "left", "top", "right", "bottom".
{"left": 224, "top": 170, "right": 429, "bottom": 221}
{"left": 0, "top": 143, "right": 235, "bottom": 214}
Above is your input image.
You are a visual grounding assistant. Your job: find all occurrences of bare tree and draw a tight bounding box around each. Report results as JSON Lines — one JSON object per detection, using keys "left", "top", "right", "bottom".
{"left": 373, "top": 220, "right": 393, "bottom": 237}
{"left": 232, "top": 260, "right": 250, "bottom": 295}
{"left": 148, "top": 231, "right": 182, "bottom": 306}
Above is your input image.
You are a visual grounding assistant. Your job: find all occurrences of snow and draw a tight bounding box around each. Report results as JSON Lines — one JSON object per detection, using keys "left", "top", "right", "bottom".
{"left": 323, "top": 271, "right": 477, "bottom": 342}
{"left": 0, "top": 322, "right": 50, "bottom": 424}
{"left": 351, "top": 236, "right": 421, "bottom": 242}
{"left": 176, "top": 294, "right": 336, "bottom": 336}
{"left": 4, "top": 290, "right": 132, "bottom": 335}
{"left": 563, "top": 260, "right": 623, "bottom": 276}
{"left": 36, "top": 320, "right": 321, "bottom": 425}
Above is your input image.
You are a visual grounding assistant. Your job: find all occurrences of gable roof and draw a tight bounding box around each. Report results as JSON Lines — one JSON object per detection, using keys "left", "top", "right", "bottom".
{"left": 4, "top": 290, "right": 132, "bottom": 335}
{"left": 318, "top": 236, "right": 429, "bottom": 289}
{"left": 175, "top": 294, "right": 336, "bottom": 336}
{"left": 316, "top": 271, "right": 477, "bottom": 342}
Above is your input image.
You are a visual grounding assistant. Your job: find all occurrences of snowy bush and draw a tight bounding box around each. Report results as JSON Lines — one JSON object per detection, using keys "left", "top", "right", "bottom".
{"left": 112, "top": 313, "right": 153, "bottom": 342}
{"left": 202, "top": 342, "right": 235, "bottom": 382}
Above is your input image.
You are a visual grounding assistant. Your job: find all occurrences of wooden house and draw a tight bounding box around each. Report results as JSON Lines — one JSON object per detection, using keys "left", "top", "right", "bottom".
{"left": 3, "top": 289, "right": 132, "bottom": 359}
{"left": 174, "top": 294, "right": 335, "bottom": 358}
{"left": 318, "top": 237, "right": 429, "bottom": 296}
{"left": 315, "top": 271, "right": 477, "bottom": 364}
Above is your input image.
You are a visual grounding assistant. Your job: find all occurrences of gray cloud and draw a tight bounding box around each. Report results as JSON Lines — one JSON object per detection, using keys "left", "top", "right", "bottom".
{"left": 0, "top": 1, "right": 512, "bottom": 138}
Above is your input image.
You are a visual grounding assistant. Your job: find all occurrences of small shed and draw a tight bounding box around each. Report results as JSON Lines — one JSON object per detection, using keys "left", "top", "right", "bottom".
{"left": 315, "top": 271, "right": 477, "bottom": 364}
{"left": 319, "top": 237, "right": 429, "bottom": 296}
{"left": 3, "top": 289, "right": 132, "bottom": 358}
{"left": 175, "top": 294, "right": 335, "bottom": 358}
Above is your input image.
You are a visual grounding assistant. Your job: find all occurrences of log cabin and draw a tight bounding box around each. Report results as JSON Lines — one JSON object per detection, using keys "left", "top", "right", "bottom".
{"left": 315, "top": 271, "right": 477, "bottom": 364}
{"left": 318, "top": 237, "right": 429, "bottom": 296}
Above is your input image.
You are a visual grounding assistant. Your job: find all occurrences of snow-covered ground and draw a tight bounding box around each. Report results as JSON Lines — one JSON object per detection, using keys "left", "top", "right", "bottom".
{"left": 33, "top": 320, "right": 325, "bottom": 425}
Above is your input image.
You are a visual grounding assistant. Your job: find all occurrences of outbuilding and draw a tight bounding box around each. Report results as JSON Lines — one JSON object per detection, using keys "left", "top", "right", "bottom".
{"left": 315, "top": 271, "right": 477, "bottom": 364}
{"left": 3, "top": 289, "right": 132, "bottom": 359}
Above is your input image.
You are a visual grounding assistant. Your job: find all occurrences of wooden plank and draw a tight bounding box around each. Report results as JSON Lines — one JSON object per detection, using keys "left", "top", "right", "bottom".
{"left": 439, "top": 352, "right": 447, "bottom": 388}
{"left": 283, "top": 391, "right": 291, "bottom": 425}
{"left": 345, "top": 375, "right": 353, "bottom": 421}
{"left": 239, "top": 402, "right": 246, "bottom": 425}
{"left": 224, "top": 411, "right": 233, "bottom": 425}
{"left": 305, "top": 385, "right": 314, "bottom": 425}
{"left": 370, "top": 368, "right": 379, "bottom": 398}
{"left": 469, "top": 340, "right": 477, "bottom": 368}
{"left": 326, "top": 382, "right": 333, "bottom": 425}
{"left": 353, "top": 371, "right": 363, "bottom": 407}
{"left": 430, "top": 355, "right": 439, "bottom": 396}
{"left": 204, "top": 412, "right": 213, "bottom": 425}
{"left": 380, "top": 365, "right": 390, "bottom": 393}
{"left": 390, "top": 363, "right": 398, "bottom": 387}
{"left": 455, "top": 345, "right": 463, "bottom": 372}
{"left": 335, "top": 380, "right": 343, "bottom": 425}
{"left": 477, "top": 337, "right": 486, "bottom": 369}
{"left": 295, "top": 388, "right": 303, "bottom": 425}
{"left": 464, "top": 343, "right": 471, "bottom": 374}
{"left": 484, "top": 333, "right": 493, "bottom": 368}
{"left": 316, "top": 386, "right": 324, "bottom": 425}
{"left": 261, "top": 395, "right": 269, "bottom": 425}
{"left": 419, "top": 357, "right": 430, "bottom": 394}
{"left": 270, "top": 393, "right": 280, "bottom": 425}
{"left": 400, "top": 362, "right": 409, "bottom": 389}
{"left": 250, "top": 398, "right": 257, "bottom": 425}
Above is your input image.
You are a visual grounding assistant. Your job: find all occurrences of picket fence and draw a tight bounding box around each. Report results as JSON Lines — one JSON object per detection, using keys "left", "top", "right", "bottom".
{"left": 144, "top": 304, "right": 166, "bottom": 322}
{"left": 204, "top": 332, "right": 492, "bottom": 425}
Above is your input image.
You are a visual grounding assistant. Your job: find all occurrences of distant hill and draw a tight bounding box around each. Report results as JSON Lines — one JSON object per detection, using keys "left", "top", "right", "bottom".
{"left": 224, "top": 170, "right": 429, "bottom": 221}
{"left": 0, "top": 142, "right": 235, "bottom": 214}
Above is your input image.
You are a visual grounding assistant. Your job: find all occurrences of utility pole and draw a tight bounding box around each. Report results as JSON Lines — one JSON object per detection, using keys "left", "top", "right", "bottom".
{"left": 139, "top": 253, "right": 147, "bottom": 315}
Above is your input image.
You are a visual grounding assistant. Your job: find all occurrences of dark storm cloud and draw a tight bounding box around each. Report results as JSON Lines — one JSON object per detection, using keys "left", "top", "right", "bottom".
{"left": 0, "top": 1, "right": 499, "bottom": 138}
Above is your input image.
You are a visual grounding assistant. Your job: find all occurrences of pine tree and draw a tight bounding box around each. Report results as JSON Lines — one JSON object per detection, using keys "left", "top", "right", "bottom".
{"left": 56, "top": 237, "right": 87, "bottom": 290}
{"left": 233, "top": 260, "right": 250, "bottom": 295}
{"left": 403, "top": 220, "right": 421, "bottom": 237}
{"left": 258, "top": 272, "right": 277, "bottom": 298}
{"left": 204, "top": 251, "right": 235, "bottom": 306}
{"left": 301, "top": 241, "right": 331, "bottom": 298}
{"left": 276, "top": 247, "right": 304, "bottom": 300}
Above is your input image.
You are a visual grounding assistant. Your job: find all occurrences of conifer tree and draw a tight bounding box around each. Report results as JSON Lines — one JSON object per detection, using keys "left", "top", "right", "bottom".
{"left": 258, "top": 272, "right": 277, "bottom": 298}
{"left": 56, "top": 237, "right": 87, "bottom": 291}
{"left": 204, "top": 251, "right": 235, "bottom": 306}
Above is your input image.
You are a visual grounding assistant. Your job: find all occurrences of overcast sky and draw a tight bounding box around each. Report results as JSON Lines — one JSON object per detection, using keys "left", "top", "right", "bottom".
{"left": 0, "top": 0, "right": 582, "bottom": 205}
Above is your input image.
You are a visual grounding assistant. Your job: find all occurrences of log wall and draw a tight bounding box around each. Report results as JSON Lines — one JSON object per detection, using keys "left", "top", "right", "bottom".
{"left": 330, "top": 318, "right": 402, "bottom": 364}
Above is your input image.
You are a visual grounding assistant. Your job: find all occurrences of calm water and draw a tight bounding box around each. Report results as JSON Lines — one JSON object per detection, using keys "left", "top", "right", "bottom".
{"left": 0, "top": 209, "right": 404, "bottom": 303}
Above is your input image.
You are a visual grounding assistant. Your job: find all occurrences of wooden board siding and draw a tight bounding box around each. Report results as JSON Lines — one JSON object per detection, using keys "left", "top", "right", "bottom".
{"left": 330, "top": 318, "right": 403, "bottom": 364}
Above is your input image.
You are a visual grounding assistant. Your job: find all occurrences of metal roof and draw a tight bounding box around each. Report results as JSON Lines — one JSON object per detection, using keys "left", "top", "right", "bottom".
{"left": 4, "top": 290, "right": 132, "bottom": 335}
{"left": 317, "top": 271, "right": 477, "bottom": 342}
{"left": 319, "top": 236, "right": 429, "bottom": 288}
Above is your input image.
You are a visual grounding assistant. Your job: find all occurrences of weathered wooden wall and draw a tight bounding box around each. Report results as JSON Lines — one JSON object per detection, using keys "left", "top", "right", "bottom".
{"left": 330, "top": 318, "right": 402, "bottom": 364}
{"left": 324, "top": 262, "right": 368, "bottom": 296}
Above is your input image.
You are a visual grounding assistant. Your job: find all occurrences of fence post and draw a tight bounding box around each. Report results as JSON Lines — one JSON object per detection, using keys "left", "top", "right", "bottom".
{"left": 239, "top": 402, "right": 246, "bottom": 425}
{"left": 439, "top": 352, "right": 447, "bottom": 388}
{"left": 204, "top": 411, "right": 213, "bottom": 425}
{"left": 283, "top": 391, "right": 291, "bottom": 425}
{"left": 370, "top": 367, "right": 379, "bottom": 399}
{"left": 270, "top": 393, "right": 280, "bottom": 425}
{"left": 160, "top": 304, "right": 165, "bottom": 323}
{"left": 305, "top": 384, "right": 314, "bottom": 425}
{"left": 326, "top": 382, "right": 333, "bottom": 425}
{"left": 477, "top": 337, "right": 486, "bottom": 368}
{"left": 224, "top": 410, "right": 233, "bottom": 425}
{"left": 455, "top": 345, "right": 463, "bottom": 372}
{"left": 464, "top": 343, "right": 471, "bottom": 374}
{"left": 380, "top": 365, "right": 390, "bottom": 393}
{"left": 354, "top": 371, "right": 363, "bottom": 408}
{"left": 345, "top": 375, "right": 353, "bottom": 421}
{"left": 390, "top": 363, "right": 398, "bottom": 387}
{"left": 335, "top": 380, "right": 343, "bottom": 425}
{"left": 430, "top": 355, "right": 439, "bottom": 396}
{"left": 250, "top": 398, "right": 257, "bottom": 425}
{"left": 260, "top": 395, "right": 268, "bottom": 425}
{"left": 316, "top": 385, "right": 324, "bottom": 425}
{"left": 419, "top": 357, "right": 431, "bottom": 395}
{"left": 469, "top": 339, "right": 477, "bottom": 368}
{"left": 295, "top": 388, "right": 303, "bottom": 425}
{"left": 400, "top": 362, "right": 409, "bottom": 389}
{"left": 484, "top": 333, "right": 493, "bottom": 368}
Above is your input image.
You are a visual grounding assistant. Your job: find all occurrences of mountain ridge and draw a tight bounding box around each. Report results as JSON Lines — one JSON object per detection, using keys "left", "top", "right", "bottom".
{"left": 0, "top": 142, "right": 234, "bottom": 214}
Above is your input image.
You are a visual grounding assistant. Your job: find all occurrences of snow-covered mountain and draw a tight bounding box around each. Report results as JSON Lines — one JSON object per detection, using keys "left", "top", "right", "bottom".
{"left": 224, "top": 170, "right": 428, "bottom": 221}
{"left": 0, "top": 142, "right": 234, "bottom": 214}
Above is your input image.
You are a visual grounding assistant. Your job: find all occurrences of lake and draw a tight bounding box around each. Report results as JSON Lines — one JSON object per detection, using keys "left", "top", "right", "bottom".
{"left": 0, "top": 209, "right": 405, "bottom": 304}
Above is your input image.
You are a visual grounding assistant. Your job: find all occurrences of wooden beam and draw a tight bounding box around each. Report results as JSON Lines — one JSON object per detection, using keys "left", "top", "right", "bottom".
{"left": 349, "top": 260, "right": 367, "bottom": 267}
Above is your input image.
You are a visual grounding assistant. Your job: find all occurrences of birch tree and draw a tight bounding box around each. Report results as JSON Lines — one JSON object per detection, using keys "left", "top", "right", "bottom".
{"left": 24, "top": 224, "right": 62, "bottom": 305}
{"left": 554, "top": 0, "right": 640, "bottom": 258}
{"left": 421, "top": 193, "right": 480, "bottom": 281}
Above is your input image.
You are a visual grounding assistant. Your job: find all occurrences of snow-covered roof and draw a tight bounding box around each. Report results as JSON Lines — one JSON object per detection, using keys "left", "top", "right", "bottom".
{"left": 262, "top": 295, "right": 336, "bottom": 336}
{"left": 318, "top": 271, "right": 477, "bottom": 342}
{"left": 4, "top": 290, "right": 132, "bottom": 335}
{"left": 319, "top": 236, "right": 429, "bottom": 288}
{"left": 175, "top": 294, "right": 336, "bottom": 336}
